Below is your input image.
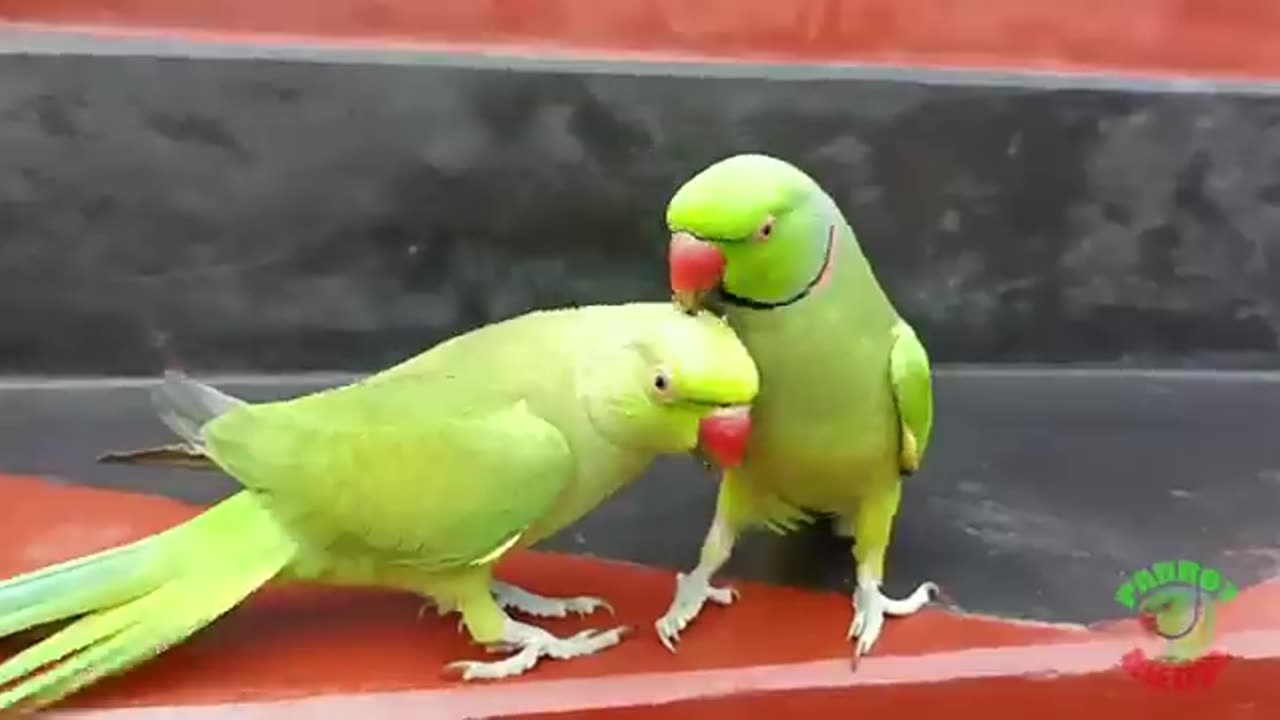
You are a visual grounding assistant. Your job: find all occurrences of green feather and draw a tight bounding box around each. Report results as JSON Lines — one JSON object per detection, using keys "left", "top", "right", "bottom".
{"left": 0, "top": 493, "right": 294, "bottom": 711}
{"left": 662, "top": 153, "right": 937, "bottom": 649}
{"left": 0, "top": 302, "right": 759, "bottom": 709}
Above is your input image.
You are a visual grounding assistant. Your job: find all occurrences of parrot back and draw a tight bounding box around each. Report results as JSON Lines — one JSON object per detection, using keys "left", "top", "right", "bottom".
{"left": 194, "top": 303, "right": 683, "bottom": 575}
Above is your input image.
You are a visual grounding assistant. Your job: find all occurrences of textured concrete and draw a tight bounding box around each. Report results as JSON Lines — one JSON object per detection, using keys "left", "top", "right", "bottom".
{"left": 4, "top": 369, "right": 1279, "bottom": 625}
{"left": 2, "top": 47, "right": 1280, "bottom": 373}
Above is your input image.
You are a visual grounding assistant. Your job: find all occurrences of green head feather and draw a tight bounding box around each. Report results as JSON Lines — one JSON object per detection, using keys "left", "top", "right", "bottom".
{"left": 582, "top": 306, "right": 758, "bottom": 455}
{"left": 666, "top": 154, "right": 844, "bottom": 304}
{"left": 643, "top": 307, "right": 759, "bottom": 405}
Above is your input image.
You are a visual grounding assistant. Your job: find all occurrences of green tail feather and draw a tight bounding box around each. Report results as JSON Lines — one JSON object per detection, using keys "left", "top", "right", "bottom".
{"left": 0, "top": 492, "right": 296, "bottom": 712}
{"left": 0, "top": 541, "right": 156, "bottom": 640}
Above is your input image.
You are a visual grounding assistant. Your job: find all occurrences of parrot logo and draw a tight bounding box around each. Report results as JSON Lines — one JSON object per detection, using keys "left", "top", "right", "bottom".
{"left": 1114, "top": 559, "right": 1236, "bottom": 690}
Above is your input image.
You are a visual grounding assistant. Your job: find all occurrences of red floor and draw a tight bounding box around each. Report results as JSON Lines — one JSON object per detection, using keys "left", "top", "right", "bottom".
{"left": 0, "top": 473, "right": 1276, "bottom": 718}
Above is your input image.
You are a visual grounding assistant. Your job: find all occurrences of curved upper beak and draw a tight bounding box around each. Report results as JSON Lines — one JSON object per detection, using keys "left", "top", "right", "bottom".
{"left": 669, "top": 232, "right": 725, "bottom": 312}
{"left": 697, "top": 405, "right": 752, "bottom": 468}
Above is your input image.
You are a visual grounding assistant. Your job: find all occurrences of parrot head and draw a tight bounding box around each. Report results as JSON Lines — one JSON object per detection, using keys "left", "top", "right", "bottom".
{"left": 1138, "top": 585, "right": 1198, "bottom": 637}
{"left": 1137, "top": 584, "right": 1216, "bottom": 662}
{"left": 586, "top": 307, "right": 759, "bottom": 468}
{"left": 665, "top": 154, "right": 842, "bottom": 313}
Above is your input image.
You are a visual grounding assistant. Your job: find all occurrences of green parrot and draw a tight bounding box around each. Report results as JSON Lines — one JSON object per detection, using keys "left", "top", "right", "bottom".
{"left": 1138, "top": 585, "right": 1217, "bottom": 663}
{"left": 656, "top": 153, "right": 943, "bottom": 660}
{"left": 0, "top": 302, "right": 758, "bottom": 711}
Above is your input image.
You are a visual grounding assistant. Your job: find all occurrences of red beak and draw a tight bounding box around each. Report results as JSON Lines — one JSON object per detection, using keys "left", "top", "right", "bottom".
{"left": 698, "top": 405, "right": 752, "bottom": 468}
{"left": 669, "top": 232, "right": 725, "bottom": 295}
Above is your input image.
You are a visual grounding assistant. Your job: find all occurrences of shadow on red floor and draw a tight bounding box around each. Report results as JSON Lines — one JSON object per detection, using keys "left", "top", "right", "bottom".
{"left": 0, "top": 474, "right": 1275, "bottom": 718}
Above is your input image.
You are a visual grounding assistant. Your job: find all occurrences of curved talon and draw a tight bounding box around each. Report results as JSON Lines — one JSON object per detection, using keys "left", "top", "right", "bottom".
{"left": 491, "top": 581, "right": 615, "bottom": 619}
{"left": 445, "top": 623, "right": 630, "bottom": 681}
{"left": 557, "top": 597, "right": 614, "bottom": 618}
{"left": 442, "top": 647, "right": 538, "bottom": 682}
{"left": 656, "top": 624, "right": 680, "bottom": 653}
{"left": 929, "top": 584, "right": 961, "bottom": 611}
{"left": 849, "top": 579, "right": 942, "bottom": 663}
{"left": 881, "top": 581, "right": 941, "bottom": 617}
{"left": 655, "top": 572, "right": 739, "bottom": 653}
{"left": 711, "top": 586, "right": 740, "bottom": 604}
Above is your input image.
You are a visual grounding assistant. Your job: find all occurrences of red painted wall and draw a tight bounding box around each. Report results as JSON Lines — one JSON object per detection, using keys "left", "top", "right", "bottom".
{"left": 3, "top": 0, "right": 1280, "bottom": 80}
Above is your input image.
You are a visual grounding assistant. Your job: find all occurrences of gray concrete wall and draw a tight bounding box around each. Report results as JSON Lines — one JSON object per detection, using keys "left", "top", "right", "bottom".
{"left": 3, "top": 39, "right": 1280, "bottom": 374}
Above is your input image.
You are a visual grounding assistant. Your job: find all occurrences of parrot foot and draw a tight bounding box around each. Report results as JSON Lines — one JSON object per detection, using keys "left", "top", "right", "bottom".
{"left": 415, "top": 598, "right": 455, "bottom": 622}
{"left": 848, "top": 579, "right": 941, "bottom": 661}
{"left": 654, "top": 571, "right": 739, "bottom": 653}
{"left": 445, "top": 620, "right": 630, "bottom": 681}
{"left": 491, "top": 580, "right": 613, "bottom": 618}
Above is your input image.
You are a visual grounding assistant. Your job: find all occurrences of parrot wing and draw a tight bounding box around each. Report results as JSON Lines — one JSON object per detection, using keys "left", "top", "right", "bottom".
{"left": 888, "top": 320, "right": 934, "bottom": 475}
{"left": 201, "top": 373, "right": 574, "bottom": 571}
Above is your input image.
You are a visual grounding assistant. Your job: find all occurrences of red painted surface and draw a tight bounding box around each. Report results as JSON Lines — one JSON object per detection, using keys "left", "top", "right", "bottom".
{"left": 521, "top": 666, "right": 1280, "bottom": 720}
{"left": 0, "top": 473, "right": 1276, "bottom": 718}
{"left": 3, "top": 0, "right": 1280, "bottom": 80}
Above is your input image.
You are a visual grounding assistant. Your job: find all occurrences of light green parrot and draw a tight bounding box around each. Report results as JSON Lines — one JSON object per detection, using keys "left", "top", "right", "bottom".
{"left": 1138, "top": 585, "right": 1217, "bottom": 663}
{"left": 656, "top": 153, "right": 943, "bottom": 660}
{"left": 0, "top": 302, "right": 758, "bottom": 712}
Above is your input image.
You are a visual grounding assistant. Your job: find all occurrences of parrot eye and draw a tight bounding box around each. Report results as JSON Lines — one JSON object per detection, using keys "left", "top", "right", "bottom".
{"left": 756, "top": 216, "right": 775, "bottom": 242}
{"left": 652, "top": 368, "right": 673, "bottom": 398}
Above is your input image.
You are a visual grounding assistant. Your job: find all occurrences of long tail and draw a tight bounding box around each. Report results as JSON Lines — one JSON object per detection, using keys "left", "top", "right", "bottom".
{"left": 0, "top": 498, "right": 295, "bottom": 710}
